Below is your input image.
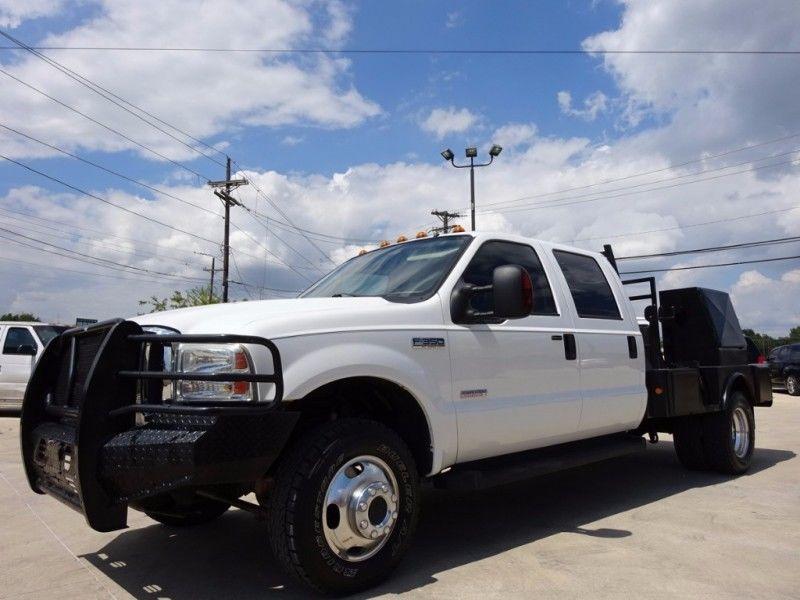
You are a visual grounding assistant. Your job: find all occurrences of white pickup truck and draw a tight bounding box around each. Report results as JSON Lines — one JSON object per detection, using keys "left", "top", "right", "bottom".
{"left": 20, "top": 232, "right": 772, "bottom": 594}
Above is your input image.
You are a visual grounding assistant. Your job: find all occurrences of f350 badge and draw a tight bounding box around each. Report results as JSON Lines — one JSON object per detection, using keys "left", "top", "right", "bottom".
{"left": 412, "top": 337, "right": 445, "bottom": 348}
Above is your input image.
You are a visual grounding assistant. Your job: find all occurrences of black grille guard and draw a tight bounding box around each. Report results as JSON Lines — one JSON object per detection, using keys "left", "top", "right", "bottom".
{"left": 20, "top": 319, "right": 297, "bottom": 532}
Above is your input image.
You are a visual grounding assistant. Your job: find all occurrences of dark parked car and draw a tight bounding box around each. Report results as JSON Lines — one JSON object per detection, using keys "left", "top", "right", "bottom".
{"left": 768, "top": 343, "right": 800, "bottom": 395}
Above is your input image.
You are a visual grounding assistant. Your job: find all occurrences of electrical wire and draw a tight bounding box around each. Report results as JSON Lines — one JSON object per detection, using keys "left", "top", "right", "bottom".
{"left": 0, "top": 67, "right": 212, "bottom": 181}
{"left": 476, "top": 131, "right": 800, "bottom": 211}
{"left": 0, "top": 123, "right": 224, "bottom": 217}
{"left": 616, "top": 236, "right": 800, "bottom": 261}
{"left": 1, "top": 46, "right": 798, "bottom": 55}
{"left": 619, "top": 254, "right": 800, "bottom": 275}
{"left": 0, "top": 29, "right": 227, "bottom": 168}
{"left": 482, "top": 156, "right": 800, "bottom": 215}
{"left": 0, "top": 154, "right": 221, "bottom": 246}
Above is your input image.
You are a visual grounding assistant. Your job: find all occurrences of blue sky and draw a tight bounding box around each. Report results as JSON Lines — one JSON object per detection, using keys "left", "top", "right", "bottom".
{"left": 0, "top": 0, "right": 799, "bottom": 333}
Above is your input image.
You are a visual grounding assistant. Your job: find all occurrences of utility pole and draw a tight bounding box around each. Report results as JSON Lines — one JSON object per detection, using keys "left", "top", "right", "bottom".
{"left": 430, "top": 209, "right": 462, "bottom": 235}
{"left": 208, "top": 157, "right": 247, "bottom": 302}
{"left": 195, "top": 251, "right": 220, "bottom": 301}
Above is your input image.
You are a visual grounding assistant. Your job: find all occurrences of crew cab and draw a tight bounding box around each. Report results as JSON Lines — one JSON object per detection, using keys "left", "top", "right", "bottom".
{"left": 19, "top": 232, "right": 772, "bottom": 594}
{"left": 767, "top": 343, "right": 800, "bottom": 395}
{"left": 0, "top": 321, "right": 66, "bottom": 408}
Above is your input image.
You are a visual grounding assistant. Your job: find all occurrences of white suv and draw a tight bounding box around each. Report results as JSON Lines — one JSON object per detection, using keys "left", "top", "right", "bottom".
{"left": 0, "top": 322, "right": 66, "bottom": 408}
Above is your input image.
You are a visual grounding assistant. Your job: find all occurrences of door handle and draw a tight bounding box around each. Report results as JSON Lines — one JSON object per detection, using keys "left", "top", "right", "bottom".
{"left": 563, "top": 333, "right": 576, "bottom": 360}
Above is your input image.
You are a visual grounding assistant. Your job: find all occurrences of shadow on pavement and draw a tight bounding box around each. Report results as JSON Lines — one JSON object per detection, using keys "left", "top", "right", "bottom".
{"left": 83, "top": 442, "right": 795, "bottom": 599}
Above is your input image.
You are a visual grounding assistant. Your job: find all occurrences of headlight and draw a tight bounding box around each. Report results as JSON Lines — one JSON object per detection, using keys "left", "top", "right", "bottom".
{"left": 175, "top": 343, "right": 255, "bottom": 402}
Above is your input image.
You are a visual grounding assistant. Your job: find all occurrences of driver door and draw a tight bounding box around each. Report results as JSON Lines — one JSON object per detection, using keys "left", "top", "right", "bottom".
{"left": 447, "top": 240, "right": 582, "bottom": 463}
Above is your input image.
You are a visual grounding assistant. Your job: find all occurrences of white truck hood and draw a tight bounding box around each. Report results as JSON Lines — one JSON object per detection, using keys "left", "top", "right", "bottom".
{"left": 129, "top": 296, "right": 441, "bottom": 339}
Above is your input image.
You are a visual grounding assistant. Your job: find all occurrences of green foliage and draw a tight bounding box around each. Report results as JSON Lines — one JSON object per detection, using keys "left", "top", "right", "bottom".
{"left": 138, "top": 286, "right": 220, "bottom": 313}
{"left": 742, "top": 327, "right": 800, "bottom": 354}
{"left": 0, "top": 312, "right": 40, "bottom": 322}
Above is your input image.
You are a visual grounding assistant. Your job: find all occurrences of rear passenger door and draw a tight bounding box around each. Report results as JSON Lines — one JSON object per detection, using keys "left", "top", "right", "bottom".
{"left": 550, "top": 250, "right": 646, "bottom": 436}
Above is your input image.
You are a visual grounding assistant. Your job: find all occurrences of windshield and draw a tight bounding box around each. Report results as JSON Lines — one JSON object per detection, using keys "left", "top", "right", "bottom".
{"left": 302, "top": 235, "right": 471, "bottom": 302}
{"left": 33, "top": 325, "right": 67, "bottom": 346}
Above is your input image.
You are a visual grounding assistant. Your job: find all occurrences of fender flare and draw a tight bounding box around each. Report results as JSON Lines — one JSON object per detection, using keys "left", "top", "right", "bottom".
{"left": 721, "top": 371, "right": 754, "bottom": 408}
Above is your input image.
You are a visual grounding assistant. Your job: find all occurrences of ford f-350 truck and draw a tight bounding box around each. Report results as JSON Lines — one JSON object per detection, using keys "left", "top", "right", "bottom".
{"left": 20, "top": 232, "right": 772, "bottom": 594}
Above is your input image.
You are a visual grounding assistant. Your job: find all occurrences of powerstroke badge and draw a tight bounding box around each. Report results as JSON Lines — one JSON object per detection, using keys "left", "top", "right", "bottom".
{"left": 412, "top": 337, "right": 445, "bottom": 348}
{"left": 460, "top": 389, "right": 488, "bottom": 399}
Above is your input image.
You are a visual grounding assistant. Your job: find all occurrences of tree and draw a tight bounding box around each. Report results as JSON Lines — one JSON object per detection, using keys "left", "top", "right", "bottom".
{"left": 138, "top": 286, "right": 220, "bottom": 313}
{"left": 0, "top": 312, "right": 39, "bottom": 321}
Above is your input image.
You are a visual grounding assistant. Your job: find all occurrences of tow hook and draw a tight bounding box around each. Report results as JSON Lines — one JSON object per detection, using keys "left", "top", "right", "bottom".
{"left": 648, "top": 431, "right": 659, "bottom": 444}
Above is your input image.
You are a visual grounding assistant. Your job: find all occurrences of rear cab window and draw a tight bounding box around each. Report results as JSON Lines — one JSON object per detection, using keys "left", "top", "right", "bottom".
{"left": 552, "top": 250, "right": 622, "bottom": 320}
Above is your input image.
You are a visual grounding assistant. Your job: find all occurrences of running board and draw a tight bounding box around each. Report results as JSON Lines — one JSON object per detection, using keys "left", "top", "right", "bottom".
{"left": 434, "top": 434, "right": 646, "bottom": 491}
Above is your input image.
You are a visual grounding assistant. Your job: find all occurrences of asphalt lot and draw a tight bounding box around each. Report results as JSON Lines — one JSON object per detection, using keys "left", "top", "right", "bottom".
{"left": 1, "top": 394, "right": 798, "bottom": 599}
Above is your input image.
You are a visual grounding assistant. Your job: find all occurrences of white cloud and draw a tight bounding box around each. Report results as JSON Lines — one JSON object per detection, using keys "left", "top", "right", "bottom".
{"left": 420, "top": 106, "right": 480, "bottom": 139}
{"left": 730, "top": 269, "right": 800, "bottom": 335}
{"left": 0, "top": 0, "right": 65, "bottom": 28}
{"left": 281, "top": 135, "right": 304, "bottom": 146}
{"left": 492, "top": 123, "right": 537, "bottom": 150}
{"left": 557, "top": 90, "right": 609, "bottom": 121}
{"left": 0, "top": 0, "right": 380, "bottom": 162}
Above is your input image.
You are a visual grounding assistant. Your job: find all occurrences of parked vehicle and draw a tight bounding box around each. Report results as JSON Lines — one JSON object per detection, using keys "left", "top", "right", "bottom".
{"left": 0, "top": 322, "right": 66, "bottom": 408}
{"left": 19, "top": 232, "right": 772, "bottom": 594}
{"left": 768, "top": 343, "right": 800, "bottom": 395}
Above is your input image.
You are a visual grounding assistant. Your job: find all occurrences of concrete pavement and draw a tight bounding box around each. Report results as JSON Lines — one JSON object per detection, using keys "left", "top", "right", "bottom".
{"left": 1, "top": 395, "right": 798, "bottom": 599}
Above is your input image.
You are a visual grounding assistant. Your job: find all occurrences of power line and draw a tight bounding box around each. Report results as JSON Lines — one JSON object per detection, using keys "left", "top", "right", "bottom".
{"left": 1, "top": 46, "right": 798, "bottom": 55}
{"left": 570, "top": 205, "right": 800, "bottom": 243}
{"left": 0, "top": 123, "right": 223, "bottom": 217}
{"left": 0, "top": 67, "right": 212, "bottom": 181}
{"left": 0, "top": 255, "right": 192, "bottom": 286}
{"left": 0, "top": 154, "right": 220, "bottom": 246}
{"left": 1, "top": 216, "right": 197, "bottom": 267}
{"left": 482, "top": 155, "right": 800, "bottom": 215}
{"left": 228, "top": 221, "right": 314, "bottom": 282}
{"left": 0, "top": 227, "right": 207, "bottom": 282}
{"left": 477, "top": 131, "right": 800, "bottom": 211}
{"left": 619, "top": 254, "right": 800, "bottom": 275}
{"left": 0, "top": 29, "right": 227, "bottom": 168}
{"left": 617, "top": 236, "right": 800, "bottom": 261}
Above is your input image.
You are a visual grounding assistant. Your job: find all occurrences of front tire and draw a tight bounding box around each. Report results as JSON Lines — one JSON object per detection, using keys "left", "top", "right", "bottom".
{"left": 701, "top": 391, "right": 755, "bottom": 475}
{"left": 786, "top": 375, "right": 799, "bottom": 396}
{"left": 267, "top": 418, "right": 420, "bottom": 595}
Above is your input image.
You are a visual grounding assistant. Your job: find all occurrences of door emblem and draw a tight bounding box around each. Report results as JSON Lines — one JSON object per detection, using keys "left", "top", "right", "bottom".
{"left": 460, "top": 389, "right": 488, "bottom": 399}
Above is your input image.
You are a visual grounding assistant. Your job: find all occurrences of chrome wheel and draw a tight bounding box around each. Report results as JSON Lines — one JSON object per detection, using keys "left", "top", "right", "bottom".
{"left": 787, "top": 376, "right": 797, "bottom": 395}
{"left": 731, "top": 406, "right": 751, "bottom": 459}
{"left": 322, "top": 455, "right": 399, "bottom": 562}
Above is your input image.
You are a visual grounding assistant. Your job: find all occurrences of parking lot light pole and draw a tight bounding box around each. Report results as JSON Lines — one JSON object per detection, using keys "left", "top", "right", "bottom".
{"left": 441, "top": 144, "right": 502, "bottom": 231}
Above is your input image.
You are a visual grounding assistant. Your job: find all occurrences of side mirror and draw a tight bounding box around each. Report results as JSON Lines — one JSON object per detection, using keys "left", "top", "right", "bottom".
{"left": 17, "top": 344, "right": 37, "bottom": 356}
{"left": 450, "top": 264, "right": 534, "bottom": 323}
{"left": 492, "top": 264, "right": 533, "bottom": 319}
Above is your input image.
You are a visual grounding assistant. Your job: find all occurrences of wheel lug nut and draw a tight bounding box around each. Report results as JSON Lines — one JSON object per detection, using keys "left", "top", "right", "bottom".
{"left": 358, "top": 502, "right": 367, "bottom": 511}
{"left": 391, "top": 495, "right": 397, "bottom": 502}
{"left": 392, "top": 512, "right": 398, "bottom": 520}
{"left": 359, "top": 520, "right": 368, "bottom": 529}
{"left": 369, "top": 488, "right": 376, "bottom": 496}
{"left": 381, "top": 484, "right": 388, "bottom": 492}
{"left": 370, "top": 530, "right": 379, "bottom": 539}
{"left": 384, "top": 527, "right": 391, "bottom": 535}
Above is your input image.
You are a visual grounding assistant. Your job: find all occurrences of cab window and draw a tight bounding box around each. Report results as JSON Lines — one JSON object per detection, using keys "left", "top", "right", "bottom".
{"left": 3, "top": 327, "right": 37, "bottom": 355}
{"left": 460, "top": 241, "right": 558, "bottom": 316}
{"left": 553, "top": 250, "right": 621, "bottom": 320}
